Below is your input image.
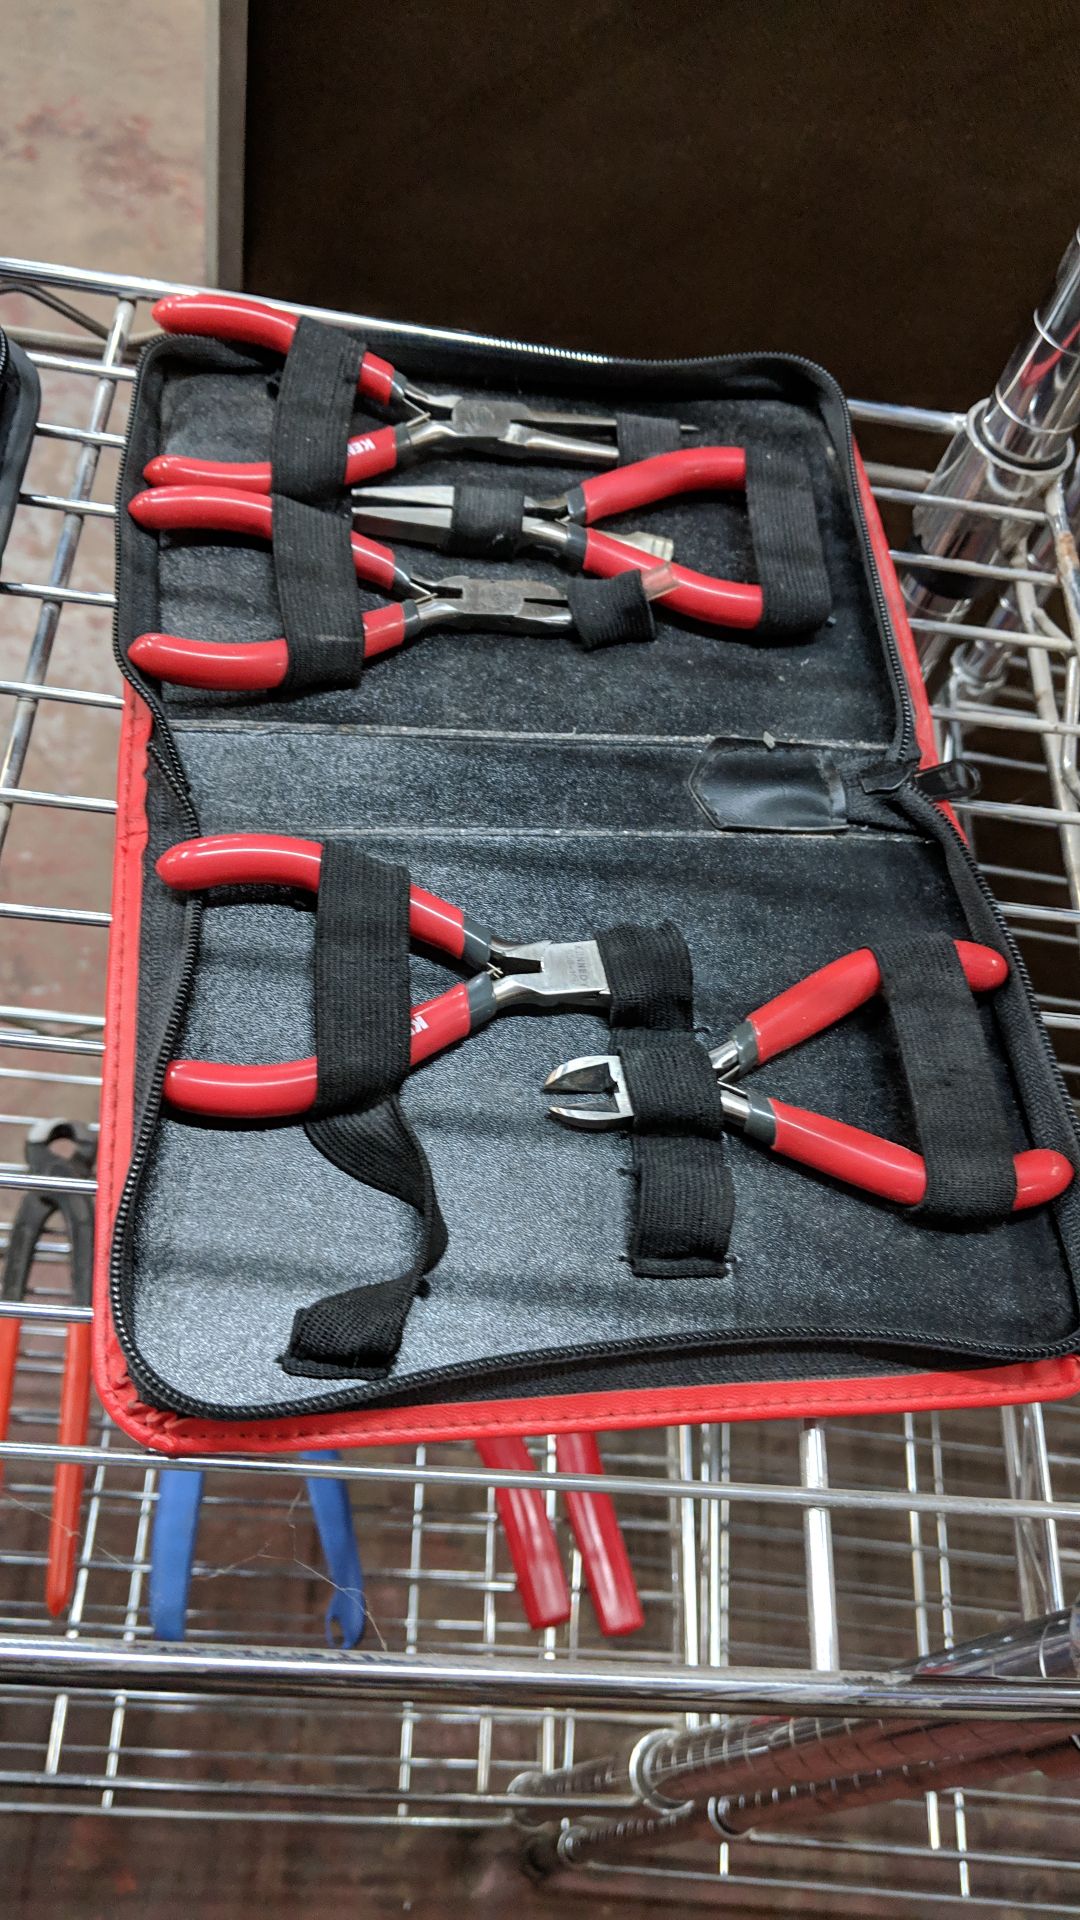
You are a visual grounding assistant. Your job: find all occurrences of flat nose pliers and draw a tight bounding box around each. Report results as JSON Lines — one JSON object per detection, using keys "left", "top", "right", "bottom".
{"left": 1, "top": 1120, "right": 97, "bottom": 1616}
{"left": 126, "top": 484, "right": 674, "bottom": 689}
{"left": 155, "top": 832, "right": 611, "bottom": 1121}
{"left": 545, "top": 941, "right": 1074, "bottom": 1210}
{"left": 145, "top": 291, "right": 666, "bottom": 490}
{"left": 347, "top": 446, "right": 766, "bottom": 629}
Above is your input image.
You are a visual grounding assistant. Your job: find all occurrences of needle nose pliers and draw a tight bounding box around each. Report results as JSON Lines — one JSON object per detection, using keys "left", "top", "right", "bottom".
{"left": 544, "top": 941, "right": 1074, "bottom": 1210}
{"left": 155, "top": 832, "right": 611, "bottom": 1121}
{"left": 1, "top": 1120, "right": 97, "bottom": 1616}
{"left": 347, "top": 447, "right": 767, "bottom": 629}
{"left": 145, "top": 291, "right": 673, "bottom": 490}
{"left": 126, "top": 485, "right": 674, "bottom": 689}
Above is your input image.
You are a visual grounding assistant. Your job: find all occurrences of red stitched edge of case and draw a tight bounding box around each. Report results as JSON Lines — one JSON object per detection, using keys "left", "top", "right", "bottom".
{"left": 92, "top": 451, "right": 1080, "bottom": 1453}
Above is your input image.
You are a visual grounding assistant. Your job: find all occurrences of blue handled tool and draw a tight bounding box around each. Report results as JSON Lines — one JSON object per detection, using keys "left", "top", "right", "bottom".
{"left": 149, "top": 1450, "right": 365, "bottom": 1646}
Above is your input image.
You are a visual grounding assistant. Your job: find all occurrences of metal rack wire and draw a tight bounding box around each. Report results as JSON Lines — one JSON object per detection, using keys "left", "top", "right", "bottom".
{"left": 2, "top": 256, "right": 1080, "bottom": 1913}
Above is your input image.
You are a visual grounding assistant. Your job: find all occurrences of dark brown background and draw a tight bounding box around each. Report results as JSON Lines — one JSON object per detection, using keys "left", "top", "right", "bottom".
{"left": 242, "top": 0, "right": 1080, "bottom": 407}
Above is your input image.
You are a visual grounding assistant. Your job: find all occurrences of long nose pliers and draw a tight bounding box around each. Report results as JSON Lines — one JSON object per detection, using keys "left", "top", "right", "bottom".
{"left": 145, "top": 291, "right": 682, "bottom": 490}
{"left": 346, "top": 447, "right": 764, "bottom": 630}
{"left": 544, "top": 941, "right": 1074, "bottom": 1210}
{"left": 155, "top": 832, "right": 612, "bottom": 1121}
{"left": 1, "top": 1120, "right": 97, "bottom": 1616}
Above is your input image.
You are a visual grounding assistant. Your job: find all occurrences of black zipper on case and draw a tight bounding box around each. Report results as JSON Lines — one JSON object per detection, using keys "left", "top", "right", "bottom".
{"left": 106, "top": 329, "right": 1024, "bottom": 1425}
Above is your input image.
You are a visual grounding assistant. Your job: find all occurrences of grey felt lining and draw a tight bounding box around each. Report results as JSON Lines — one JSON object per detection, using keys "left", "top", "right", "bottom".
{"left": 113, "top": 335, "right": 1080, "bottom": 1419}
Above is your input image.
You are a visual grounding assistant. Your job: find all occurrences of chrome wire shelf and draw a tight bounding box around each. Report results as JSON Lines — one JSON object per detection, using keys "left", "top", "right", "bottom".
{"left": 1, "top": 257, "right": 1080, "bottom": 1914}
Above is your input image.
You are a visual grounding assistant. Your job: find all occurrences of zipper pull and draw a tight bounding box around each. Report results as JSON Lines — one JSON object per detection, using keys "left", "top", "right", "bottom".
{"left": 859, "top": 759, "right": 981, "bottom": 802}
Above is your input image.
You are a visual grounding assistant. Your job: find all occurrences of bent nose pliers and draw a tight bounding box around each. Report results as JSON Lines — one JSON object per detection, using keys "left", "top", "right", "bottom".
{"left": 545, "top": 940, "right": 1074, "bottom": 1210}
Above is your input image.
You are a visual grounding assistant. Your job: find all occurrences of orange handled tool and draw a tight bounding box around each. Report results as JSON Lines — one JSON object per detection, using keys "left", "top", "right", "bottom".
{"left": 1, "top": 1121, "right": 96, "bottom": 1616}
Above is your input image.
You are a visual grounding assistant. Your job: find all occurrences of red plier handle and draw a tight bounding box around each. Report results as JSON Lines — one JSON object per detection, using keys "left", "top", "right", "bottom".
{"left": 128, "top": 484, "right": 405, "bottom": 596}
{"left": 156, "top": 833, "right": 498, "bottom": 1119}
{"left": 152, "top": 292, "right": 402, "bottom": 410}
{"left": 726, "top": 941, "right": 1010, "bottom": 1075}
{"left": 474, "top": 1433, "right": 643, "bottom": 1637}
{"left": 558, "top": 446, "right": 760, "bottom": 630}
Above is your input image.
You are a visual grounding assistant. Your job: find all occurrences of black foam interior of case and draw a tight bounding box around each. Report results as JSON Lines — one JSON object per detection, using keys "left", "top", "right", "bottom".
{"left": 111, "top": 334, "right": 1080, "bottom": 1419}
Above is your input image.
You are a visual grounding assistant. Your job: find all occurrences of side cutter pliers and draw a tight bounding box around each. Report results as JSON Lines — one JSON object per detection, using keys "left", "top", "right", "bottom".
{"left": 146, "top": 291, "right": 675, "bottom": 489}
{"left": 544, "top": 941, "right": 1074, "bottom": 1210}
{"left": 155, "top": 832, "right": 612, "bottom": 1121}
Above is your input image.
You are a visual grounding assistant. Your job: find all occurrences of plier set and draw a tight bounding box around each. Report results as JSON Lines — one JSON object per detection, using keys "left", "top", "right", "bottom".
{"left": 152, "top": 834, "right": 1072, "bottom": 1212}
{"left": 125, "top": 291, "right": 813, "bottom": 698}
{"left": 99, "top": 287, "right": 1078, "bottom": 1640}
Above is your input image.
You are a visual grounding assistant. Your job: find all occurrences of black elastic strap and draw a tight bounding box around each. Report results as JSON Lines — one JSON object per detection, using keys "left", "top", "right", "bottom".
{"left": 286, "top": 1102, "right": 449, "bottom": 1379}
{"left": 595, "top": 922, "right": 694, "bottom": 1030}
{"left": 565, "top": 571, "right": 657, "bottom": 651}
{"left": 310, "top": 841, "right": 411, "bottom": 1118}
{"left": 272, "top": 493, "right": 366, "bottom": 696}
{"left": 446, "top": 484, "right": 526, "bottom": 560}
{"left": 614, "top": 412, "right": 685, "bottom": 464}
{"left": 873, "top": 932, "right": 1017, "bottom": 1219}
{"left": 745, "top": 445, "right": 832, "bottom": 635}
{"left": 595, "top": 924, "right": 734, "bottom": 1278}
{"left": 282, "top": 842, "right": 447, "bottom": 1377}
{"left": 269, "top": 317, "right": 367, "bottom": 505}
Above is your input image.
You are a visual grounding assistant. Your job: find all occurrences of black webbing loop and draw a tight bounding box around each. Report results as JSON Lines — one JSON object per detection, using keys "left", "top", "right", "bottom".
{"left": 595, "top": 922, "right": 694, "bottom": 1030}
{"left": 268, "top": 317, "right": 367, "bottom": 504}
{"left": 286, "top": 1103, "right": 449, "bottom": 1379}
{"left": 614, "top": 412, "right": 685, "bottom": 463}
{"left": 565, "top": 571, "right": 657, "bottom": 651}
{"left": 447, "top": 484, "right": 526, "bottom": 559}
{"left": 272, "top": 493, "right": 366, "bottom": 696}
{"left": 281, "top": 842, "right": 448, "bottom": 1378}
{"left": 873, "top": 932, "right": 1017, "bottom": 1219}
{"left": 310, "top": 841, "right": 411, "bottom": 1118}
{"left": 745, "top": 445, "right": 832, "bottom": 635}
{"left": 595, "top": 923, "right": 734, "bottom": 1277}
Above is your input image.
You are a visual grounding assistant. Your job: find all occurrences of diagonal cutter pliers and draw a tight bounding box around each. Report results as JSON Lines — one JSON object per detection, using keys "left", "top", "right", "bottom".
{"left": 544, "top": 941, "right": 1074, "bottom": 1210}
{"left": 155, "top": 832, "right": 613, "bottom": 1121}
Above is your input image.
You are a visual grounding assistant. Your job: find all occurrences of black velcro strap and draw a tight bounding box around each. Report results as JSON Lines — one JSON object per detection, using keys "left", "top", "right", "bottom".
{"left": 614, "top": 412, "right": 685, "bottom": 463}
{"left": 282, "top": 840, "right": 447, "bottom": 1378}
{"left": 565, "top": 571, "right": 657, "bottom": 651}
{"left": 272, "top": 493, "right": 366, "bottom": 696}
{"left": 311, "top": 841, "right": 411, "bottom": 1117}
{"left": 269, "top": 317, "right": 367, "bottom": 504}
{"left": 745, "top": 445, "right": 832, "bottom": 635}
{"left": 596, "top": 922, "right": 694, "bottom": 1029}
{"left": 873, "top": 932, "right": 1017, "bottom": 1219}
{"left": 446, "top": 484, "right": 527, "bottom": 559}
{"left": 595, "top": 924, "right": 734, "bottom": 1277}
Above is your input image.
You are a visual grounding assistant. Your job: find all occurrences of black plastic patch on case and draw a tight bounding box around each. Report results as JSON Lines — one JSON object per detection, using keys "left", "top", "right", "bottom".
{"left": 690, "top": 738, "right": 848, "bottom": 832}
{"left": 0, "top": 330, "right": 40, "bottom": 564}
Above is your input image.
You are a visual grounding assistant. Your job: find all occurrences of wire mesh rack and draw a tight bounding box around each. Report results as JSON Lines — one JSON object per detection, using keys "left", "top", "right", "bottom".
{"left": 2, "top": 255, "right": 1080, "bottom": 1914}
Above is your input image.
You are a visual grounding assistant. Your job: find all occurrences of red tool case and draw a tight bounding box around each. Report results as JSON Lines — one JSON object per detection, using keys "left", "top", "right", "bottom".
{"left": 93, "top": 314, "right": 1080, "bottom": 1455}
